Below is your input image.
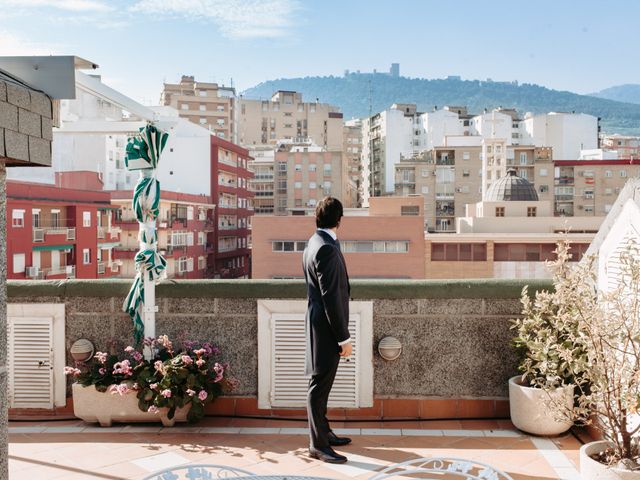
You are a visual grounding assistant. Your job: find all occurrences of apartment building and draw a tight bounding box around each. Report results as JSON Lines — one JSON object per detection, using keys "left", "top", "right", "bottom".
{"left": 272, "top": 140, "right": 356, "bottom": 215}
{"left": 238, "top": 91, "right": 344, "bottom": 149}
{"left": 7, "top": 180, "right": 122, "bottom": 280}
{"left": 248, "top": 145, "right": 276, "bottom": 214}
{"left": 161, "top": 75, "right": 236, "bottom": 142}
{"left": 363, "top": 103, "right": 598, "bottom": 200}
{"left": 210, "top": 135, "right": 254, "bottom": 278}
{"left": 343, "top": 119, "right": 364, "bottom": 207}
{"left": 251, "top": 196, "right": 425, "bottom": 279}
{"left": 553, "top": 159, "right": 640, "bottom": 217}
{"left": 112, "top": 191, "right": 215, "bottom": 279}
{"left": 393, "top": 142, "right": 554, "bottom": 232}
{"left": 601, "top": 134, "right": 640, "bottom": 160}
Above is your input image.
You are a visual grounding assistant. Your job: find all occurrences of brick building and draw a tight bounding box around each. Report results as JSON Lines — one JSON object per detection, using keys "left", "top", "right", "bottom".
{"left": 7, "top": 180, "right": 121, "bottom": 280}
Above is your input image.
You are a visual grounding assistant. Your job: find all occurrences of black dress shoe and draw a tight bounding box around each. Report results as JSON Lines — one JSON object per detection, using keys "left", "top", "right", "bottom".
{"left": 328, "top": 431, "right": 352, "bottom": 446}
{"left": 309, "top": 446, "right": 348, "bottom": 464}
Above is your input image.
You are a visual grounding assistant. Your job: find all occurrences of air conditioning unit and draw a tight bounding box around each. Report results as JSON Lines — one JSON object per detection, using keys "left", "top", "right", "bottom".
{"left": 26, "top": 267, "right": 39, "bottom": 278}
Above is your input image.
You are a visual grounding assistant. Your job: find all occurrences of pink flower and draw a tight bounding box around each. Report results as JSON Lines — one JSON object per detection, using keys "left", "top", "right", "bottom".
{"left": 193, "top": 348, "right": 206, "bottom": 356}
{"left": 132, "top": 351, "right": 143, "bottom": 362}
{"left": 149, "top": 383, "right": 158, "bottom": 390}
{"left": 181, "top": 355, "right": 193, "bottom": 365}
{"left": 154, "top": 360, "right": 164, "bottom": 373}
{"left": 198, "top": 390, "right": 208, "bottom": 401}
{"left": 64, "top": 366, "right": 82, "bottom": 376}
{"left": 99, "top": 368, "right": 106, "bottom": 375}
{"left": 147, "top": 405, "right": 159, "bottom": 414}
{"left": 133, "top": 383, "right": 139, "bottom": 390}
{"left": 124, "top": 346, "right": 135, "bottom": 354}
{"left": 213, "top": 363, "right": 224, "bottom": 382}
{"left": 161, "top": 389, "right": 172, "bottom": 398}
{"left": 113, "top": 359, "right": 133, "bottom": 376}
{"left": 94, "top": 352, "right": 108, "bottom": 364}
{"left": 186, "top": 389, "right": 196, "bottom": 397}
{"left": 196, "top": 358, "right": 206, "bottom": 368}
{"left": 111, "top": 384, "right": 130, "bottom": 396}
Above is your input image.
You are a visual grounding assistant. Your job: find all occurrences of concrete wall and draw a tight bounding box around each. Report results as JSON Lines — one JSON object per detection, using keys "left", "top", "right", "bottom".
{"left": 7, "top": 278, "right": 553, "bottom": 405}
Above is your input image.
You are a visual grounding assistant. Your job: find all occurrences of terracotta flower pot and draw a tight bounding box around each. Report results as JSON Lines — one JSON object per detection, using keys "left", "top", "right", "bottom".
{"left": 508, "top": 376, "right": 574, "bottom": 436}
{"left": 580, "top": 441, "right": 640, "bottom": 480}
{"left": 72, "top": 383, "right": 190, "bottom": 427}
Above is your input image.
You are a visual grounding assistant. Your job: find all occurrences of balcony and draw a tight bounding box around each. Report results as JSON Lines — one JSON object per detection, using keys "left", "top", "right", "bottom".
{"left": 556, "top": 176, "right": 575, "bottom": 185}
{"left": 32, "top": 226, "right": 76, "bottom": 242}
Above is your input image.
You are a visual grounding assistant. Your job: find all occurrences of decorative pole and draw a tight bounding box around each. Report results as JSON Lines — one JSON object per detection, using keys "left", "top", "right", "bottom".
{"left": 123, "top": 124, "right": 168, "bottom": 356}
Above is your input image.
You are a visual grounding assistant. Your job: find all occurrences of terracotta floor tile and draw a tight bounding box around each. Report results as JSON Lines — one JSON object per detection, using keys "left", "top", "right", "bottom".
{"left": 459, "top": 419, "right": 500, "bottom": 430}
{"left": 419, "top": 419, "right": 463, "bottom": 429}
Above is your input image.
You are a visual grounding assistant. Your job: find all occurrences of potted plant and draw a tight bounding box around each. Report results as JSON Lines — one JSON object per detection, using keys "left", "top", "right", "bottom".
{"left": 509, "top": 241, "right": 589, "bottom": 436}
{"left": 66, "top": 335, "right": 236, "bottom": 426}
{"left": 564, "top": 244, "right": 640, "bottom": 478}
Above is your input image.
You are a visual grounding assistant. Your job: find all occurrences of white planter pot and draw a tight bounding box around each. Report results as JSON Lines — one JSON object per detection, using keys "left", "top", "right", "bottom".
{"left": 72, "top": 383, "right": 190, "bottom": 427}
{"left": 508, "top": 376, "right": 574, "bottom": 436}
{"left": 580, "top": 441, "right": 640, "bottom": 479}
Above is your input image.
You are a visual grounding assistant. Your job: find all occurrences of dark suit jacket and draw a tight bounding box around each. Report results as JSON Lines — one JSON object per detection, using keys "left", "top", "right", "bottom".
{"left": 302, "top": 230, "right": 351, "bottom": 376}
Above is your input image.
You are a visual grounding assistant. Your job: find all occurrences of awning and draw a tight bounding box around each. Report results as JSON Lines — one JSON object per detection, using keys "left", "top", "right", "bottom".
{"left": 33, "top": 244, "right": 74, "bottom": 252}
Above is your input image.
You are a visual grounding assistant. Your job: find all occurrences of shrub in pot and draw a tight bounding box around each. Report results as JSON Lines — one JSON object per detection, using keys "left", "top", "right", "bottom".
{"left": 509, "top": 240, "right": 589, "bottom": 436}
{"left": 533, "top": 241, "right": 640, "bottom": 476}
{"left": 66, "top": 335, "right": 237, "bottom": 425}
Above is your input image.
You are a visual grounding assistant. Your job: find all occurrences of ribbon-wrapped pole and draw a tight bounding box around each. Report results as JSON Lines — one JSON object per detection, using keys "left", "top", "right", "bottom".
{"left": 123, "top": 124, "right": 169, "bottom": 346}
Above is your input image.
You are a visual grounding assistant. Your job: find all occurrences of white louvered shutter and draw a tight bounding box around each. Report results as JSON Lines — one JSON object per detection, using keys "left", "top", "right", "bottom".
{"left": 8, "top": 316, "right": 54, "bottom": 409}
{"left": 271, "top": 313, "right": 359, "bottom": 408}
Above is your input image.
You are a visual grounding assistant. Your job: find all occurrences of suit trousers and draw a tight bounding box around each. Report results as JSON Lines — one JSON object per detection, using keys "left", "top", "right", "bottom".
{"left": 307, "top": 354, "right": 340, "bottom": 448}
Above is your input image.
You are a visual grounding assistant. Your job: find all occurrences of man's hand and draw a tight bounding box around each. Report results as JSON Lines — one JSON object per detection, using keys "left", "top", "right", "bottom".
{"left": 339, "top": 341, "right": 353, "bottom": 358}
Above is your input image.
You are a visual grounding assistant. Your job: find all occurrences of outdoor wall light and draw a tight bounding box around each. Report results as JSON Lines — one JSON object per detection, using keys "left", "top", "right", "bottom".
{"left": 70, "top": 339, "right": 95, "bottom": 363}
{"left": 378, "top": 336, "right": 402, "bottom": 361}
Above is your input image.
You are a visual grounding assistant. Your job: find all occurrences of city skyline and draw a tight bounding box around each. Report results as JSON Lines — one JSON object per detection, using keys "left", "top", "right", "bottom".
{"left": 0, "top": 0, "right": 638, "bottom": 106}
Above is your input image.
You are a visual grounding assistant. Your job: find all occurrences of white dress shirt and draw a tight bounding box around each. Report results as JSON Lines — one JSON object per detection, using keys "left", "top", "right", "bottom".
{"left": 318, "top": 228, "right": 350, "bottom": 346}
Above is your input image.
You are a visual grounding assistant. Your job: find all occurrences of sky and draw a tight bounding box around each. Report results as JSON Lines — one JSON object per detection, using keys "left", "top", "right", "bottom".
{"left": 0, "top": 0, "right": 638, "bottom": 105}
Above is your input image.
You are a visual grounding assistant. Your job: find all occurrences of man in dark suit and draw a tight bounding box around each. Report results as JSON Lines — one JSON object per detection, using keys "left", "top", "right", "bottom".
{"left": 302, "top": 196, "right": 352, "bottom": 464}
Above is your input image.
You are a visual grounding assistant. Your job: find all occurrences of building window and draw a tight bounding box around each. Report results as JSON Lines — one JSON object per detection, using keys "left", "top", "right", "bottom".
{"left": 181, "top": 104, "right": 189, "bottom": 110}
{"left": 12, "top": 209, "right": 24, "bottom": 228}
{"left": 83, "top": 249, "right": 91, "bottom": 265}
{"left": 32, "top": 209, "right": 40, "bottom": 228}
{"left": 519, "top": 152, "right": 527, "bottom": 165}
{"left": 323, "top": 164, "right": 332, "bottom": 175}
{"left": 198, "top": 256, "right": 206, "bottom": 270}
{"left": 83, "top": 211, "right": 91, "bottom": 227}
{"left": 309, "top": 164, "right": 316, "bottom": 172}
{"left": 527, "top": 207, "right": 537, "bottom": 217}
{"left": 13, "top": 253, "right": 25, "bottom": 273}
{"left": 421, "top": 186, "right": 429, "bottom": 194}
{"left": 272, "top": 241, "right": 307, "bottom": 252}
{"left": 199, "top": 105, "right": 206, "bottom": 111}
{"left": 621, "top": 170, "right": 628, "bottom": 178}
{"left": 295, "top": 164, "right": 302, "bottom": 171}
{"left": 539, "top": 185, "right": 549, "bottom": 193}
{"left": 198, "top": 91, "right": 207, "bottom": 97}
{"left": 421, "top": 169, "right": 428, "bottom": 177}
{"left": 493, "top": 243, "right": 587, "bottom": 262}
{"left": 294, "top": 181, "right": 302, "bottom": 189}
{"left": 341, "top": 240, "right": 409, "bottom": 253}
{"left": 605, "top": 170, "right": 613, "bottom": 177}
{"left": 309, "top": 182, "right": 317, "bottom": 189}
{"left": 199, "top": 118, "right": 207, "bottom": 125}
{"left": 431, "top": 243, "right": 487, "bottom": 262}
{"left": 539, "top": 168, "right": 548, "bottom": 177}
{"left": 401, "top": 206, "right": 420, "bottom": 216}
{"left": 463, "top": 152, "right": 470, "bottom": 160}
{"left": 495, "top": 207, "right": 505, "bottom": 217}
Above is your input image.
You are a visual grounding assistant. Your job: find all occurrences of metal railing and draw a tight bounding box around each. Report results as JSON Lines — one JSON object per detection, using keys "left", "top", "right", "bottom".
{"left": 32, "top": 227, "right": 76, "bottom": 241}
{"left": 97, "top": 262, "right": 106, "bottom": 274}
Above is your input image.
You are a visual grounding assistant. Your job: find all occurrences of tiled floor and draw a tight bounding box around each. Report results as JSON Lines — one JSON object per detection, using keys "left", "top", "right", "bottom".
{"left": 8, "top": 418, "right": 585, "bottom": 479}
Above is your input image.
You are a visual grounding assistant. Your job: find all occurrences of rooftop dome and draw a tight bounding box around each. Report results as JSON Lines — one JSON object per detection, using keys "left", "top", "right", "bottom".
{"left": 485, "top": 168, "right": 539, "bottom": 201}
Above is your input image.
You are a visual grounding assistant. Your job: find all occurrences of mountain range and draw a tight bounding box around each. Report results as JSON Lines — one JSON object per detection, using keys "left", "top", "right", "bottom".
{"left": 242, "top": 74, "right": 640, "bottom": 135}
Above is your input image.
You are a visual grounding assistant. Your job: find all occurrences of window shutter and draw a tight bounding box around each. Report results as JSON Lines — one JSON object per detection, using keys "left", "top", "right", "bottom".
{"left": 258, "top": 300, "right": 373, "bottom": 409}
{"left": 8, "top": 316, "right": 54, "bottom": 409}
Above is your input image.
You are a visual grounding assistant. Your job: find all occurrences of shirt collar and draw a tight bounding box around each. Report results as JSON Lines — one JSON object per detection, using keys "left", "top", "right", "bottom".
{"left": 318, "top": 228, "right": 337, "bottom": 241}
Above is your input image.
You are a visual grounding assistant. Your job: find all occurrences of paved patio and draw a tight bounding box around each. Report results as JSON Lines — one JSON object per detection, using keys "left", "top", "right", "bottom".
{"left": 8, "top": 417, "right": 585, "bottom": 479}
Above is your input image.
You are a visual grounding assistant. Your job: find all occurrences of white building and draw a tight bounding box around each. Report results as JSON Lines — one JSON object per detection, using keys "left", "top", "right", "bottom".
{"left": 521, "top": 112, "right": 598, "bottom": 160}
{"left": 8, "top": 74, "right": 214, "bottom": 196}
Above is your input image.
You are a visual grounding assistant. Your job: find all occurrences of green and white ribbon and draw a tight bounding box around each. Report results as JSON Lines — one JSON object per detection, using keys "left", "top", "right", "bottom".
{"left": 123, "top": 124, "right": 169, "bottom": 343}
